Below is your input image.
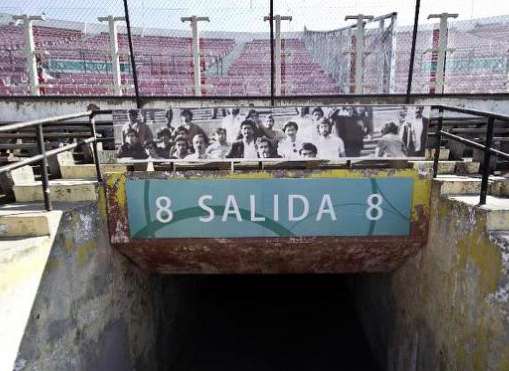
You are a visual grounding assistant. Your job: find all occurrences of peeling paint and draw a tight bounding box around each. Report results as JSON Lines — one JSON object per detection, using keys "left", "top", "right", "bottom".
{"left": 104, "top": 168, "right": 432, "bottom": 273}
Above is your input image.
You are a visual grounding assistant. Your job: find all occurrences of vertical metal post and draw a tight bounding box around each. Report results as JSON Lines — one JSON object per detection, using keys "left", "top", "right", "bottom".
{"left": 479, "top": 116, "right": 495, "bottom": 205}
{"left": 98, "top": 16, "right": 125, "bottom": 96}
{"left": 432, "top": 106, "right": 444, "bottom": 178}
{"left": 181, "top": 16, "right": 210, "bottom": 97}
{"left": 13, "top": 15, "right": 45, "bottom": 96}
{"left": 274, "top": 15, "right": 282, "bottom": 96}
{"left": 89, "top": 113, "right": 103, "bottom": 183}
{"left": 122, "top": 0, "right": 142, "bottom": 108}
{"left": 427, "top": 13, "right": 458, "bottom": 94}
{"left": 36, "top": 124, "right": 51, "bottom": 211}
{"left": 405, "top": 0, "right": 420, "bottom": 103}
{"left": 388, "top": 13, "right": 398, "bottom": 94}
{"left": 345, "top": 14, "right": 374, "bottom": 94}
{"left": 269, "top": 0, "right": 275, "bottom": 105}
{"left": 265, "top": 15, "right": 292, "bottom": 96}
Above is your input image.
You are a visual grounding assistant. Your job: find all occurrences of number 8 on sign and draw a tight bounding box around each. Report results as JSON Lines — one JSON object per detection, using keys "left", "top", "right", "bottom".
{"left": 366, "top": 193, "right": 383, "bottom": 221}
{"left": 156, "top": 196, "right": 174, "bottom": 223}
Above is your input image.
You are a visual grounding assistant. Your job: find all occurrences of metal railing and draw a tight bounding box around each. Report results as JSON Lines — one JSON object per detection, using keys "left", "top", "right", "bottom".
{"left": 0, "top": 110, "right": 111, "bottom": 211}
{"left": 431, "top": 105, "right": 509, "bottom": 205}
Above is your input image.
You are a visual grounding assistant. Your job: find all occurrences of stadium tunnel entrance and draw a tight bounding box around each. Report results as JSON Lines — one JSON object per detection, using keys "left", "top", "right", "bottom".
{"left": 154, "top": 274, "right": 382, "bottom": 371}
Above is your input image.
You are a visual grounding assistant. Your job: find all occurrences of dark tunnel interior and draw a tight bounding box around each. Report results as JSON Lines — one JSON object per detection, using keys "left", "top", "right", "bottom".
{"left": 159, "top": 275, "right": 382, "bottom": 371}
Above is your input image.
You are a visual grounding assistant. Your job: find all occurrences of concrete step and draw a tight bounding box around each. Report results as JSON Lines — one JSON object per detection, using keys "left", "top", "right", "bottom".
{"left": 13, "top": 180, "right": 98, "bottom": 203}
{"left": 411, "top": 160, "right": 480, "bottom": 175}
{"left": 0, "top": 207, "right": 61, "bottom": 371}
{"left": 425, "top": 148, "right": 450, "bottom": 160}
{"left": 60, "top": 164, "right": 126, "bottom": 179}
{"left": 448, "top": 195, "right": 509, "bottom": 230}
{"left": 0, "top": 203, "right": 64, "bottom": 237}
{"left": 435, "top": 175, "right": 508, "bottom": 196}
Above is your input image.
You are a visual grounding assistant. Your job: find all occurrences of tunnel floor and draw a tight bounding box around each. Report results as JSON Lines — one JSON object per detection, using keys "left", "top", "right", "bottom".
{"left": 170, "top": 275, "right": 381, "bottom": 371}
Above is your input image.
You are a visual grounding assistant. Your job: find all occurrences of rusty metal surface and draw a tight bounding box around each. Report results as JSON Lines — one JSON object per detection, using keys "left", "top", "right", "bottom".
{"left": 104, "top": 168, "right": 431, "bottom": 274}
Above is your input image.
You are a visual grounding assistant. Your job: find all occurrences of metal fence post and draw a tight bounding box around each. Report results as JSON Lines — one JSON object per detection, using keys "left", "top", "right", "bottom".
{"left": 269, "top": 0, "right": 275, "bottom": 106}
{"left": 432, "top": 106, "right": 443, "bottom": 178}
{"left": 122, "top": 0, "right": 142, "bottom": 108}
{"left": 405, "top": 0, "right": 421, "bottom": 103}
{"left": 35, "top": 123, "right": 52, "bottom": 211}
{"left": 479, "top": 116, "right": 495, "bottom": 205}
{"left": 89, "top": 113, "right": 103, "bottom": 183}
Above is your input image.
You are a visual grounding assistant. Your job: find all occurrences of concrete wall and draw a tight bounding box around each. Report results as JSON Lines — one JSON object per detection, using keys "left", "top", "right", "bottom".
{"left": 352, "top": 183, "right": 509, "bottom": 371}
{"left": 13, "top": 200, "right": 161, "bottom": 371}
{"left": 1, "top": 95, "right": 509, "bottom": 122}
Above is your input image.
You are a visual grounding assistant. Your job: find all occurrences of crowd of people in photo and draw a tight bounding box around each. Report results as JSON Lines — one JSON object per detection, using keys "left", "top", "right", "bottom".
{"left": 116, "top": 105, "right": 427, "bottom": 161}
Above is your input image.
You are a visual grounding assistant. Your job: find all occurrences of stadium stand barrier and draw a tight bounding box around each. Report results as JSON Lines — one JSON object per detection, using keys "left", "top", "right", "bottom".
{"left": 431, "top": 105, "right": 509, "bottom": 204}
{"left": 0, "top": 110, "right": 109, "bottom": 210}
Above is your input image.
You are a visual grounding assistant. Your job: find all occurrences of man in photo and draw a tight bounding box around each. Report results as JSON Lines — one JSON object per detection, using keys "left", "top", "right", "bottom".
{"left": 412, "top": 106, "right": 427, "bottom": 155}
{"left": 221, "top": 108, "right": 243, "bottom": 144}
{"left": 331, "top": 107, "right": 365, "bottom": 157}
{"left": 179, "top": 109, "right": 208, "bottom": 145}
{"left": 256, "top": 136, "right": 280, "bottom": 159}
{"left": 300, "top": 106, "right": 325, "bottom": 141}
{"left": 185, "top": 134, "right": 209, "bottom": 160}
{"left": 226, "top": 119, "right": 258, "bottom": 159}
{"left": 299, "top": 142, "right": 318, "bottom": 158}
{"left": 121, "top": 109, "right": 153, "bottom": 145}
{"left": 145, "top": 140, "right": 166, "bottom": 160}
{"left": 316, "top": 119, "right": 346, "bottom": 158}
{"left": 156, "top": 128, "right": 173, "bottom": 158}
{"left": 206, "top": 128, "right": 231, "bottom": 159}
{"left": 278, "top": 121, "right": 303, "bottom": 159}
{"left": 170, "top": 135, "right": 190, "bottom": 159}
{"left": 260, "top": 114, "right": 284, "bottom": 146}
{"left": 399, "top": 106, "right": 422, "bottom": 156}
{"left": 117, "top": 129, "right": 148, "bottom": 159}
{"left": 173, "top": 126, "right": 190, "bottom": 146}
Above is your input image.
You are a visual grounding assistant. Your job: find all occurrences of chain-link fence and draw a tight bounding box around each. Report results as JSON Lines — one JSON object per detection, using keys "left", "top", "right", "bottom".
{"left": 0, "top": 0, "right": 509, "bottom": 97}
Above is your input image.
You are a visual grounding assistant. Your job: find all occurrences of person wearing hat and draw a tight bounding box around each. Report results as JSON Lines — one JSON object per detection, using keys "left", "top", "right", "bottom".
{"left": 316, "top": 118, "right": 346, "bottom": 159}
{"left": 226, "top": 119, "right": 258, "bottom": 159}
{"left": 278, "top": 121, "right": 303, "bottom": 159}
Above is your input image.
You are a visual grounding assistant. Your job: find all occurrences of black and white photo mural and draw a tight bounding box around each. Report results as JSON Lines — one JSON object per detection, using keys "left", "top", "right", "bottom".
{"left": 113, "top": 105, "right": 429, "bottom": 161}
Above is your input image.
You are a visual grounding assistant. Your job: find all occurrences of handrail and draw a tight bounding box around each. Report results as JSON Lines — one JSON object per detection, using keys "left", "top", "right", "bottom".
{"left": 431, "top": 105, "right": 509, "bottom": 205}
{"left": 0, "top": 110, "right": 108, "bottom": 211}
{"left": 430, "top": 104, "right": 509, "bottom": 122}
{"left": 0, "top": 111, "right": 92, "bottom": 132}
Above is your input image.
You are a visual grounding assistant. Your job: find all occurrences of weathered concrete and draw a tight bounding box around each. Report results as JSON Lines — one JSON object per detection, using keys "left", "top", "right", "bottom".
{"left": 0, "top": 212, "right": 52, "bottom": 237}
{"left": 352, "top": 181, "right": 509, "bottom": 371}
{"left": 0, "top": 165, "right": 35, "bottom": 199}
{"left": 425, "top": 148, "right": 450, "bottom": 161}
{"left": 5, "top": 200, "right": 160, "bottom": 371}
{"left": 2, "top": 95, "right": 509, "bottom": 122}
{"left": 13, "top": 179, "right": 98, "bottom": 203}
{"left": 105, "top": 168, "right": 432, "bottom": 274}
{"left": 60, "top": 164, "right": 126, "bottom": 179}
{"left": 0, "top": 216, "right": 61, "bottom": 371}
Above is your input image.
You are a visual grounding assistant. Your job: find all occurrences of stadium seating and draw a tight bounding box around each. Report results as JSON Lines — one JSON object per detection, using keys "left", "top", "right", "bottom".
{"left": 1, "top": 15, "right": 509, "bottom": 96}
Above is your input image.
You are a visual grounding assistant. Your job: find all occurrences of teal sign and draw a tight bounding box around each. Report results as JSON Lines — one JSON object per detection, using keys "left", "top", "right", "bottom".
{"left": 48, "top": 59, "right": 131, "bottom": 74}
{"left": 126, "top": 178, "right": 413, "bottom": 239}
